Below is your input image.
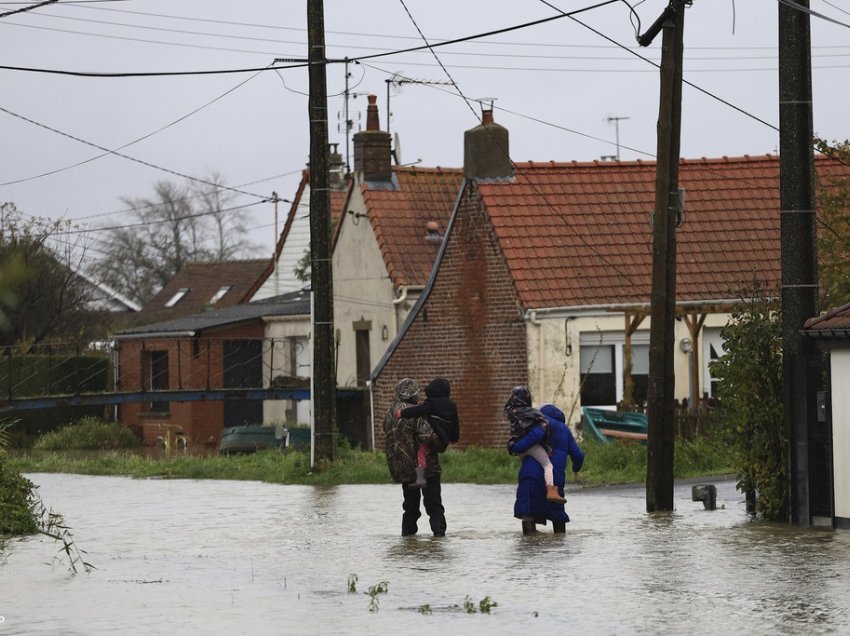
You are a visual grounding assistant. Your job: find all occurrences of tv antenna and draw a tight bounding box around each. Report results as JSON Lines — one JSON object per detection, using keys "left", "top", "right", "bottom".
{"left": 384, "top": 73, "right": 455, "bottom": 136}
{"left": 606, "top": 115, "right": 630, "bottom": 161}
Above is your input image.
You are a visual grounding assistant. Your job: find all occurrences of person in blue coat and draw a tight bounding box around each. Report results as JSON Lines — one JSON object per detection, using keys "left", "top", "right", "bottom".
{"left": 512, "top": 403, "right": 585, "bottom": 534}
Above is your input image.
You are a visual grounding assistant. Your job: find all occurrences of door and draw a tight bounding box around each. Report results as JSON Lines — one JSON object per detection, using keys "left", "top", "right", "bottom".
{"left": 223, "top": 340, "right": 263, "bottom": 427}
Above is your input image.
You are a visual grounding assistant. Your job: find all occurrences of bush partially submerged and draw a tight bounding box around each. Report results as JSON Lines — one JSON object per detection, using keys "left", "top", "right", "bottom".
{"left": 0, "top": 455, "right": 38, "bottom": 536}
{"left": 34, "top": 417, "right": 141, "bottom": 451}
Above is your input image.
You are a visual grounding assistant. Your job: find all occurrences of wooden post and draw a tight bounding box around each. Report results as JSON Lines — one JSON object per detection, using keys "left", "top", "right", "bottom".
{"left": 307, "top": 0, "right": 337, "bottom": 463}
{"left": 645, "top": 0, "right": 685, "bottom": 513}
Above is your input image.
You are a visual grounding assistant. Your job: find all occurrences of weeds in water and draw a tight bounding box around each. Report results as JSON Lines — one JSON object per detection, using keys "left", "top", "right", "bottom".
{"left": 365, "top": 581, "right": 389, "bottom": 612}
{"left": 463, "top": 595, "right": 476, "bottom": 613}
{"left": 347, "top": 573, "right": 358, "bottom": 593}
{"left": 479, "top": 596, "right": 498, "bottom": 614}
{"left": 31, "top": 498, "right": 94, "bottom": 574}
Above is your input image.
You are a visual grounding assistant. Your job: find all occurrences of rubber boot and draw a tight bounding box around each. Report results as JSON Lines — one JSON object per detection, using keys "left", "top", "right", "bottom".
{"left": 411, "top": 466, "right": 427, "bottom": 489}
{"left": 546, "top": 485, "right": 566, "bottom": 504}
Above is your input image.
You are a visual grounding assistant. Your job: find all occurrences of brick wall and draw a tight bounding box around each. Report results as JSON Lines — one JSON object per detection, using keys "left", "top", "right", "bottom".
{"left": 116, "top": 323, "right": 264, "bottom": 448}
{"left": 372, "top": 185, "right": 528, "bottom": 450}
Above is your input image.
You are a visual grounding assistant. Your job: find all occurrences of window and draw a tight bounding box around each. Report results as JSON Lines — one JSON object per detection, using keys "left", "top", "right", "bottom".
{"left": 209, "top": 285, "right": 232, "bottom": 304}
{"left": 579, "top": 332, "right": 650, "bottom": 407}
{"left": 164, "top": 288, "right": 189, "bottom": 307}
{"left": 148, "top": 350, "right": 169, "bottom": 413}
{"left": 580, "top": 344, "right": 616, "bottom": 406}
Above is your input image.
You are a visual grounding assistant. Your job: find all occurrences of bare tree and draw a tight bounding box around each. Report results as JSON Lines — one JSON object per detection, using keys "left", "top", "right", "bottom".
{"left": 89, "top": 176, "right": 256, "bottom": 304}
{"left": 192, "top": 172, "right": 254, "bottom": 261}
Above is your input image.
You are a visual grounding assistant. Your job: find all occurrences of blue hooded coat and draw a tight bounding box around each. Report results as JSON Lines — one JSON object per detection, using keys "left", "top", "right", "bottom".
{"left": 513, "top": 403, "right": 585, "bottom": 524}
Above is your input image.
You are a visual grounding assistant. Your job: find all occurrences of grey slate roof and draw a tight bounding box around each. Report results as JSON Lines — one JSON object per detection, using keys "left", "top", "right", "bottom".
{"left": 113, "top": 288, "right": 310, "bottom": 339}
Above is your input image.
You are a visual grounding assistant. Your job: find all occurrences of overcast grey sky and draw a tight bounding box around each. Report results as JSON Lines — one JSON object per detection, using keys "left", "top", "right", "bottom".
{"left": 1, "top": 0, "right": 848, "bottom": 268}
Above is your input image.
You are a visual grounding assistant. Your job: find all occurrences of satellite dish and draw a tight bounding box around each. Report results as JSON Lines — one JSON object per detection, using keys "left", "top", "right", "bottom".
{"left": 393, "top": 132, "right": 402, "bottom": 166}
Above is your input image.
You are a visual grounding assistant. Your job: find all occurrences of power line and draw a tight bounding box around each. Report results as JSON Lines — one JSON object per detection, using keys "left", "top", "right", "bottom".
{"left": 0, "top": 0, "right": 57, "bottom": 19}
{"left": 775, "top": 0, "right": 850, "bottom": 29}
{"left": 0, "top": 64, "right": 273, "bottom": 187}
{"left": 0, "top": 105, "right": 270, "bottom": 199}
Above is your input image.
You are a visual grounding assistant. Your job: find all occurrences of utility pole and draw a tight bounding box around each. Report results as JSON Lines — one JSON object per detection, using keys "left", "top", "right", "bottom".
{"left": 307, "top": 0, "right": 337, "bottom": 464}
{"left": 779, "top": 0, "right": 817, "bottom": 525}
{"left": 641, "top": 0, "right": 686, "bottom": 513}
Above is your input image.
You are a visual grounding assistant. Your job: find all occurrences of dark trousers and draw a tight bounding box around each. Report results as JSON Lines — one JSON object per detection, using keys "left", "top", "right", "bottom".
{"left": 401, "top": 474, "right": 446, "bottom": 536}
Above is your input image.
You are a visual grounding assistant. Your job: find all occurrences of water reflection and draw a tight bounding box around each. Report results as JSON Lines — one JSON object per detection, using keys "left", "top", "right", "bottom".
{"left": 2, "top": 475, "right": 850, "bottom": 634}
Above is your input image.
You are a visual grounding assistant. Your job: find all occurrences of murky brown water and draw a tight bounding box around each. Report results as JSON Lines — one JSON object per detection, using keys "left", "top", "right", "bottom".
{"left": 2, "top": 474, "right": 850, "bottom": 635}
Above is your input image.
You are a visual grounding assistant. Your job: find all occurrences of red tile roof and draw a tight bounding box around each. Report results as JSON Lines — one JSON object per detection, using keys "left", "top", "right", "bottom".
{"left": 134, "top": 259, "right": 272, "bottom": 326}
{"left": 477, "top": 155, "right": 850, "bottom": 309}
{"left": 361, "top": 166, "right": 463, "bottom": 287}
{"left": 805, "top": 302, "right": 850, "bottom": 335}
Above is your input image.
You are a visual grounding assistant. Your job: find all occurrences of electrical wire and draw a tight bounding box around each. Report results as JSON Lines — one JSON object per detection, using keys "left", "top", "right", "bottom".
{"left": 396, "top": 0, "right": 646, "bottom": 290}
{"left": 0, "top": 64, "right": 274, "bottom": 187}
{"left": 0, "top": 105, "right": 270, "bottom": 199}
{"left": 0, "top": 0, "right": 57, "bottom": 18}
{"left": 776, "top": 0, "right": 850, "bottom": 29}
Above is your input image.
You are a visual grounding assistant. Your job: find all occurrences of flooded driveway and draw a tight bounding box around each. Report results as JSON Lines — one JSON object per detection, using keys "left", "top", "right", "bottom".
{"left": 2, "top": 474, "right": 850, "bottom": 635}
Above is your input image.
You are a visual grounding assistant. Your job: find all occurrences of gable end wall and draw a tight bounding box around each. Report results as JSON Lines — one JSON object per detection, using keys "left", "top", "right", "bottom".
{"left": 372, "top": 186, "right": 528, "bottom": 449}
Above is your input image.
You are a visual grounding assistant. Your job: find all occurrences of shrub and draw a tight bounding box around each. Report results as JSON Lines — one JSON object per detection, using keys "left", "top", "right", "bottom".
{"left": 34, "top": 417, "right": 141, "bottom": 451}
{"left": 0, "top": 455, "right": 38, "bottom": 536}
{"left": 710, "top": 291, "right": 786, "bottom": 520}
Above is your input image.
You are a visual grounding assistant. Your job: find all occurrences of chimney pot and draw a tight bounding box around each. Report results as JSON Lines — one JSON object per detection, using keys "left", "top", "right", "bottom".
{"left": 366, "top": 94, "right": 380, "bottom": 131}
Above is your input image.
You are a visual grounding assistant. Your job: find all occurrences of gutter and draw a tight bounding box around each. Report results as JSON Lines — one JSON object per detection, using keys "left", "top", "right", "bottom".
{"left": 112, "top": 330, "right": 197, "bottom": 341}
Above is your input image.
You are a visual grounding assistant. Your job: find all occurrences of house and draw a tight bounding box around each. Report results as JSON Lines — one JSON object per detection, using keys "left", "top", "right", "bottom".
{"left": 113, "top": 290, "right": 310, "bottom": 447}
{"left": 332, "top": 94, "right": 463, "bottom": 389}
{"left": 805, "top": 302, "right": 850, "bottom": 528}
{"left": 252, "top": 151, "right": 350, "bottom": 301}
{"left": 132, "top": 259, "right": 272, "bottom": 327}
{"left": 369, "top": 108, "right": 850, "bottom": 450}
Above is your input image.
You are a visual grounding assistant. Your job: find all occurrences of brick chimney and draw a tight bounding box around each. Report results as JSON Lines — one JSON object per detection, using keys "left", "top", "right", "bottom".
{"left": 353, "top": 94, "right": 392, "bottom": 182}
{"left": 463, "top": 107, "right": 513, "bottom": 179}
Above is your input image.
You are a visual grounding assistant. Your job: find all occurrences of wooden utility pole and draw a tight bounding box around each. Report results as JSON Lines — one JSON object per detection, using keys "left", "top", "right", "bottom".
{"left": 643, "top": 0, "right": 686, "bottom": 513}
{"left": 307, "top": 0, "right": 337, "bottom": 463}
{"left": 779, "top": 0, "right": 817, "bottom": 525}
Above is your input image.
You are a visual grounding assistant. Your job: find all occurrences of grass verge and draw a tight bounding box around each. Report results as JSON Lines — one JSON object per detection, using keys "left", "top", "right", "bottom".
{"left": 7, "top": 434, "right": 736, "bottom": 487}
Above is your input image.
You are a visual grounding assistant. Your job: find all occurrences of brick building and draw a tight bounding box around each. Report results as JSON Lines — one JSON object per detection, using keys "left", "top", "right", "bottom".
{"left": 114, "top": 290, "right": 309, "bottom": 447}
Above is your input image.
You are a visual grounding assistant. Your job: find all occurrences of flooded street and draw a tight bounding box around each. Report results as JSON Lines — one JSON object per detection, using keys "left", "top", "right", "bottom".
{"left": 2, "top": 474, "right": 850, "bottom": 635}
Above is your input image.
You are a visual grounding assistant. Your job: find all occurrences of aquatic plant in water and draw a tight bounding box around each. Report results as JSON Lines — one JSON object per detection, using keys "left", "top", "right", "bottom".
{"left": 366, "top": 581, "right": 389, "bottom": 612}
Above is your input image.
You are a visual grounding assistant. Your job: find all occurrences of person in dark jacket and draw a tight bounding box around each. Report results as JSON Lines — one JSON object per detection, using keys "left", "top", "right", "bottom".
{"left": 513, "top": 402, "right": 585, "bottom": 534}
{"left": 384, "top": 378, "right": 447, "bottom": 537}
{"left": 396, "top": 377, "right": 460, "bottom": 488}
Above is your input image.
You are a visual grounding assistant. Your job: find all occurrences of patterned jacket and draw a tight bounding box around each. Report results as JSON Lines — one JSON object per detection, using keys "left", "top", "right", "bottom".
{"left": 384, "top": 378, "right": 441, "bottom": 483}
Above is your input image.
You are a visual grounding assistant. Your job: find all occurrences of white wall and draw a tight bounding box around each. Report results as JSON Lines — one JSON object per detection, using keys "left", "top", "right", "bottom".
{"left": 253, "top": 184, "right": 312, "bottom": 301}
{"left": 525, "top": 310, "right": 732, "bottom": 425}
{"left": 831, "top": 349, "right": 850, "bottom": 521}
{"left": 264, "top": 316, "right": 312, "bottom": 426}
{"left": 332, "top": 183, "right": 402, "bottom": 388}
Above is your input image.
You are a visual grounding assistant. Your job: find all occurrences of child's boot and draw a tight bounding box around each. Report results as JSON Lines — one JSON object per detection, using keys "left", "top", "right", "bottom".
{"left": 546, "top": 485, "right": 566, "bottom": 504}
{"left": 412, "top": 467, "right": 427, "bottom": 489}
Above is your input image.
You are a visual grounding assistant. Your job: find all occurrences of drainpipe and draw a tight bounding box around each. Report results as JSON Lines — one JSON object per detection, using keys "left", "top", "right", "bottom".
{"left": 112, "top": 340, "right": 120, "bottom": 422}
{"left": 529, "top": 310, "right": 545, "bottom": 402}
{"left": 392, "top": 286, "right": 409, "bottom": 336}
{"left": 368, "top": 379, "right": 375, "bottom": 450}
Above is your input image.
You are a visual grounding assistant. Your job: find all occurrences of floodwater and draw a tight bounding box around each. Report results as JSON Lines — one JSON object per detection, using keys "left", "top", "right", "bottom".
{"left": 2, "top": 475, "right": 850, "bottom": 636}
